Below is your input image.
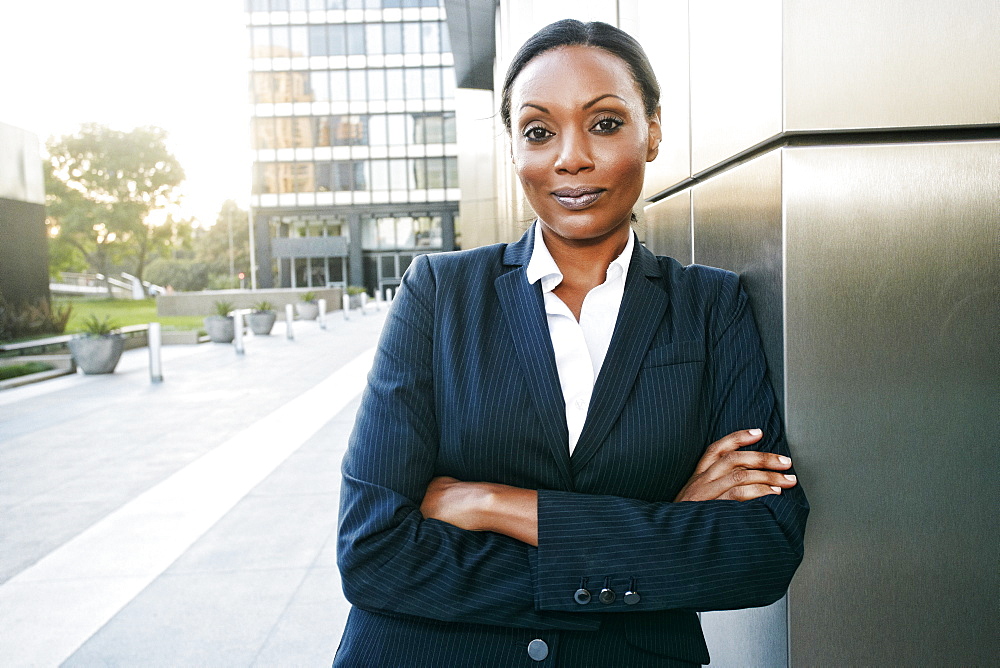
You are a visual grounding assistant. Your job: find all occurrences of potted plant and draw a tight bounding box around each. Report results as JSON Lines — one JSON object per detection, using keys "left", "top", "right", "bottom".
{"left": 247, "top": 300, "right": 277, "bottom": 335}
{"left": 346, "top": 285, "right": 367, "bottom": 310}
{"left": 68, "top": 315, "right": 125, "bottom": 374}
{"left": 204, "top": 300, "right": 235, "bottom": 343}
{"left": 295, "top": 291, "right": 319, "bottom": 320}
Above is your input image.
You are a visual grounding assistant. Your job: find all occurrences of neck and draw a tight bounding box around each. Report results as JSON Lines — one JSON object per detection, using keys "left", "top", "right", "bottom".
{"left": 539, "top": 221, "right": 630, "bottom": 291}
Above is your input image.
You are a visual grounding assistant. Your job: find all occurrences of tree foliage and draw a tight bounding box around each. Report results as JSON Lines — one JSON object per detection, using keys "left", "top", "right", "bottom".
{"left": 196, "top": 200, "right": 251, "bottom": 282}
{"left": 143, "top": 200, "right": 251, "bottom": 292}
{"left": 45, "top": 124, "right": 185, "bottom": 292}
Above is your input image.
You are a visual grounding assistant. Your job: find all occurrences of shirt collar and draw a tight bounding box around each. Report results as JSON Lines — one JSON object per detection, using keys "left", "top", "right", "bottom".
{"left": 525, "top": 221, "right": 636, "bottom": 293}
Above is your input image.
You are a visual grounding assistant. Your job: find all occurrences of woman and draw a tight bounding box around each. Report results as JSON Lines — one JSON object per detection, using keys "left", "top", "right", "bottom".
{"left": 335, "top": 19, "right": 807, "bottom": 667}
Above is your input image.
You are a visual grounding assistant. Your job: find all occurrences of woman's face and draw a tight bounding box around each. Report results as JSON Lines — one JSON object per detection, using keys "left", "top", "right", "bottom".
{"left": 509, "top": 45, "right": 660, "bottom": 245}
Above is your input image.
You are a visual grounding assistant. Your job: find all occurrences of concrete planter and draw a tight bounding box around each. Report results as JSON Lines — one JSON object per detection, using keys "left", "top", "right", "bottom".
{"left": 68, "top": 335, "right": 126, "bottom": 374}
{"left": 247, "top": 310, "right": 277, "bottom": 335}
{"left": 296, "top": 301, "right": 319, "bottom": 320}
{"left": 204, "top": 315, "right": 235, "bottom": 343}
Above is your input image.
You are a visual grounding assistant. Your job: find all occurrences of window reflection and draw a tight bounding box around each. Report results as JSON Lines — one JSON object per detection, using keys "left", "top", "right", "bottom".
{"left": 249, "top": 8, "right": 458, "bottom": 213}
{"left": 255, "top": 113, "right": 453, "bottom": 151}
{"left": 361, "top": 215, "right": 443, "bottom": 250}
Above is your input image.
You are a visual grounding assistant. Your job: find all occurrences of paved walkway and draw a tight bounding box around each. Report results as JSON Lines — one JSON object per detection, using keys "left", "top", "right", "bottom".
{"left": 0, "top": 308, "right": 388, "bottom": 667}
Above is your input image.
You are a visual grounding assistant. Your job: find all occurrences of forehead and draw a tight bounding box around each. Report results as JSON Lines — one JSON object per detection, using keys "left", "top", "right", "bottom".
{"left": 511, "top": 45, "right": 640, "bottom": 110}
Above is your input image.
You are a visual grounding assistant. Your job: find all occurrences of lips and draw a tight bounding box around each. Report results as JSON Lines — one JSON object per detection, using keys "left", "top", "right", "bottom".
{"left": 551, "top": 187, "right": 604, "bottom": 210}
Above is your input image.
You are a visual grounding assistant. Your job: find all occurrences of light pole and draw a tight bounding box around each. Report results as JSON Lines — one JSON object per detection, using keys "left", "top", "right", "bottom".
{"left": 227, "top": 205, "right": 235, "bottom": 281}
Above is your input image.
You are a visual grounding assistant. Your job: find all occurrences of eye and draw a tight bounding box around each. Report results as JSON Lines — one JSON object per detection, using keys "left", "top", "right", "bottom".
{"left": 523, "top": 125, "right": 553, "bottom": 143}
{"left": 591, "top": 115, "right": 624, "bottom": 134}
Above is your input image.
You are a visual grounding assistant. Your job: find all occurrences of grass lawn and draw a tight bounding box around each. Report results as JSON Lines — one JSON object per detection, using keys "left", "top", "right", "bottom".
{"left": 55, "top": 298, "right": 205, "bottom": 333}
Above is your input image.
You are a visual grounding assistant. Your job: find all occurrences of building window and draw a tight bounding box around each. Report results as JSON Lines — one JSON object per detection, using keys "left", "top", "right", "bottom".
{"left": 405, "top": 68, "right": 423, "bottom": 98}
{"left": 251, "top": 72, "right": 312, "bottom": 103}
{"left": 385, "top": 69, "right": 405, "bottom": 101}
{"left": 253, "top": 163, "right": 317, "bottom": 194}
{"left": 316, "top": 161, "right": 368, "bottom": 191}
{"left": 412, "top": 112, "right": 455, "bottom": 144}
{"left": 331, "top": 70, "right": 348, "bottom": 102}
{"left": 361, "top": 215, "right": 443, "bottom": 250}
{"left": 383, "top": 23, "right": 403, "bottom": 55}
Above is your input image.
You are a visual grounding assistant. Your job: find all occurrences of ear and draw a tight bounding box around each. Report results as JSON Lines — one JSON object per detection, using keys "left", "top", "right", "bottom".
{"left": 646, "top": 106, "right": 662, "bottom": 162}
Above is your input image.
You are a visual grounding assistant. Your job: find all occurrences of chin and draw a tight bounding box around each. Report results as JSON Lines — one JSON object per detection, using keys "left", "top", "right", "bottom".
{"left": 537, "top": 211, "right": 632, "bottom": 242}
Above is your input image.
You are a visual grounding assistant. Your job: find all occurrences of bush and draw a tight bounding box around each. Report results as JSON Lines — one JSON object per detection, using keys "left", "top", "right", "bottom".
{"left": 0, "top": 361, "right": 55, "bottom": 381}
{"left": 0, "top": 293, "right": 72, "bottom": 342}
{"left": 79, "top": 315, "right": 120, "bottom": 336}
{"left": 206, "top": 273, "right": 239, "bottom": 290}
{"left": 144, "top": 258, "right": 211, "bottom": 292}
{"left": 212, "top": 301, "right": 235, "bottom": 317}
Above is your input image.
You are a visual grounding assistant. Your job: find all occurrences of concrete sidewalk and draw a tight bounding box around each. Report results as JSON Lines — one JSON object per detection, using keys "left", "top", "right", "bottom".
{"left": 0, "top": 308, "right": 388, "bottom": 666}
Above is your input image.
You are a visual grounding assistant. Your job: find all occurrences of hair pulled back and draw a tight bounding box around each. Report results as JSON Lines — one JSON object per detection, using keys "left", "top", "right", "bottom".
{"left": 500, "top": 19, "right": 660, "bottom": 133}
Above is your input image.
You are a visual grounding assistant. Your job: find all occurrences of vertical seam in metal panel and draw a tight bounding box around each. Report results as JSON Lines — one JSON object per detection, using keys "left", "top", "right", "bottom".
{"left": 687, "top": 0, "right": 694, "bottom": 196}
{"left": 780, "top": 145, "right": 791, "bottom": 668}
{"left": 689, "top": 189, "right": 695, "bottom": 265}
{"left": 779, "top": 2, "right": 790, "bottom": 662}
{"left": 687, "top": 0, "right": 694, "bottom": 264}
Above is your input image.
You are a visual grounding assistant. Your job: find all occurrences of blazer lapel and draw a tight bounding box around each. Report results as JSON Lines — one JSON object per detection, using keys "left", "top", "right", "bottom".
{"left": 571, "top": 243, "right": 667, "bottom": 474}
{"left": 495, "top": 228, "right": 574, "bottom": 489}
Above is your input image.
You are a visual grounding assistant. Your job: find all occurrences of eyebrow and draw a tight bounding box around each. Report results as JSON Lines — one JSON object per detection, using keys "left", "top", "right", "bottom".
{"left": 519, "top": 94, "right": 628, "bottom": 114}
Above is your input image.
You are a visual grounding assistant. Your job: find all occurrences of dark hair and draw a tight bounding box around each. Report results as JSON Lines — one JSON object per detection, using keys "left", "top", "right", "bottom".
{"left": 500, "top": 19, "right": 660, "bottom": 133}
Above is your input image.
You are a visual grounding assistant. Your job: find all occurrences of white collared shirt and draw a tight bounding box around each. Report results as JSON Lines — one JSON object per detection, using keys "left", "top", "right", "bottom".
{"left": 525, "top": 222, "right": 634, "bottom": 455}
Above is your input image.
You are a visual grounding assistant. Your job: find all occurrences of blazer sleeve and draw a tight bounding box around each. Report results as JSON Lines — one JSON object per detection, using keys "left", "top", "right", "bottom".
{"left": 337, "top": 254, "right": 600, "bottom": 631}
{"left": 533, "top": 269, "right": 809, "bottom": 613}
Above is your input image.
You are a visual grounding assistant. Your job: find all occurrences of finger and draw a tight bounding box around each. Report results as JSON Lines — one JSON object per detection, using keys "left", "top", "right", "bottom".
{"left": 726, "top": 469, "right": 798, "bottom": 489}
{"left": 683, "top": 466, "right": 796, "bottom": 503}
{"left": 718, "top": 483, "right": 783, "bottom": 502}
{"left": 695, "top": 429, "right": 765, "bottom": 474}
{"left": 709, "top": 450, "right": 793, "bottom": 478}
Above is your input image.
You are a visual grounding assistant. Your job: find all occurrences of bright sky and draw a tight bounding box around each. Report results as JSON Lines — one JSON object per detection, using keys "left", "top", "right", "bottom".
{"left": 0, "top": 0, "right": 251, "bottom": 228}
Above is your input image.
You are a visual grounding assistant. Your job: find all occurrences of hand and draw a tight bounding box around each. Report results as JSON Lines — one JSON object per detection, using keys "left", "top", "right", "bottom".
{"left": 420, "top": 476, "right": 489, "bottom": 531}
{"left": 673, "top": 429, "right": 797, "bottom": 503}
{"left": 420, "top": 476, "right": 539, "bottom": 546}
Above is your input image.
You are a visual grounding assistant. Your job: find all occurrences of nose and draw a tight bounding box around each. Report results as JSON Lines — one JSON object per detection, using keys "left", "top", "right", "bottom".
{"left": 553, "top": 129, "right": 594, "bottom": 175}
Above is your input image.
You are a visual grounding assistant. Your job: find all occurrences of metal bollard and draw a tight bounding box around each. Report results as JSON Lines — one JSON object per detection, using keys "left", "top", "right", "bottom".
{"left": 342, "top": 294, "right": 350, "bottom": 320}
{"left": 374, "top": 290, "right": 382, "bottom": 312}
{"left": 148, "top": 322, "right": 163, "bottom": 383}
{"left": 233, "top": 310, "right": 245, "bottom": 355}
{"left": 318, "top": 298, "right": 327, "bottom": 329}
{"left": 386, "top": 287, "right": 394, "bottom": 303}
{"left": 285, "top": 303, "right": 295, "bottom": 340}
{"left": 360, "top": 292, "right": 368, "bottom": 315}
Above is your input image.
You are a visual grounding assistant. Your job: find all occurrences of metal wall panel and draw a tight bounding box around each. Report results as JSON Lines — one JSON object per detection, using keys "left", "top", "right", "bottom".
{"left": 688, "top": 0, "right": 783, "bottom": 174}
{"left": 641, "top": 188, "right": 691, "bottom": 265}
{"left": 636, "top": 0, "right": 690, "bottom": 199}
{"left": 692, "top": 150, "right": 784, "bottom": 398}
{"left": 689, "top": 150, "right": 788, "bottom": 668}
{"left": 784, "top": 0, "right": 1000, "bottom": 131}
{"left": 783, "top": 141, "right": 1000, "bottom": 665}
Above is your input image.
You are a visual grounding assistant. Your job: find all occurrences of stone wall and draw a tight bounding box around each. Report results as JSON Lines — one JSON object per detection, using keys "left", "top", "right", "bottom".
{"left": 156, "top": 287, "right": 345, "bottom": 318}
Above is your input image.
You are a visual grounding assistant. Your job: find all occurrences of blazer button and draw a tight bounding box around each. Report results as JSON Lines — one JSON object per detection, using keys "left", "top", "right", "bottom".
{"left": 599, "top": 587, "right": 616, "bottom": 604}
{"left": 574, "top": 588, "right": 591, "bottom": 605}
{"left": 624, "top": 590, "right": 641, "bottom": 605}
{"left": 527, "top": 639, "right": 549, "bottom": 661}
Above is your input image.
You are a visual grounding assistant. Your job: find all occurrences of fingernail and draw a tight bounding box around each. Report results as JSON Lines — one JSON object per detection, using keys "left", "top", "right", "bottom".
{"left": 784, "top": 474, "right": 796, "bottom": 481}
{"left": 770, "top": 486, "right": 781, "bottom": 493}
{"left": 778, "top": 456, "right": 791, "bottom": 466}
{"left": 748, "top": 428, "right": 762, "bottom": 436}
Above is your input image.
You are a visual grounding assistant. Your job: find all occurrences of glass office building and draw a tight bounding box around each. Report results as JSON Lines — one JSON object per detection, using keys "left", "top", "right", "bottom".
{"left": 246, "top": 0, "right": 459, "bottom": 293}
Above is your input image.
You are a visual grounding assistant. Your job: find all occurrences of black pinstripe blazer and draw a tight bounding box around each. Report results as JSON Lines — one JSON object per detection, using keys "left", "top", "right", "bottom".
{"left": 335, "top": 226, "right": 808, "bottom": 667}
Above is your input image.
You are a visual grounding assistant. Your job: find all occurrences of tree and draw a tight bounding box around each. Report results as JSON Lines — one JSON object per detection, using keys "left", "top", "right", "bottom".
{"left": 194, "top": 200, "right": 251, "bottom": 287}
{"left": 143, "top": 202, "right": 250, "bottom": 292}
{"left": 45, "top": 124, "right": 185, "bottom": 294}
